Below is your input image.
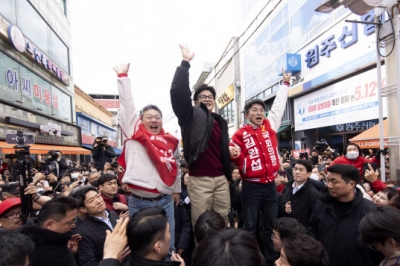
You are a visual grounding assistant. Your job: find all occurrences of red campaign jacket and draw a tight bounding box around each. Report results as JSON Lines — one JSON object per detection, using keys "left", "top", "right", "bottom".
{"left": 329, "top": 155, "right": 379, "bottom": 179}
{"left": 100, "top": 193, "right": 128, "bottom": 215}
{"left": 231, "top": 119, "right": 280, "bottom": 184}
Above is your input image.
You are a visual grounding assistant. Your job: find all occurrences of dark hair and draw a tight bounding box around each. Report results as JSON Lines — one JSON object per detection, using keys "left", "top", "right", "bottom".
{"left": 140, "top": 104, "right": 163, "bottom": 118}
{"left": 360, "top": 206, "right": 400, "bottom": 245}
{"left": 97, "top": 173, "right": 118, "bottom": 186}
{"left": 327, "top": 164, "right": 360, "bottom": 183}
{"left": 389, "top": 194, "right": 400, "bottom": 210}
{"left": 37, "top": 196, "right": 78, "bottom": 227}
{"left": 344, "top": 143, "right": 362, "bottom": 155}
{"left": 74, "top": 186, "right": 98, "bottom": 208}
{"left": 282, "top": 234, "right": 330, "bottom": 266}
{"left": 194, "top": 210, "right": 226, "bottom": 243}
{"left": 193, "top": 84, "right": 216, "bottom": 101}
{"left": 294, "top": 159, "right": 313, "bottom": 173}
{"left": 0, "top": 232, "right": 34, "bottom": 266}
{"left": 127, "top": 206, "right": 168, "bottom": 257}
{"left": 273, "top": 217, "right": 307, "bottom": 240}
{"left": 192, "top": 228, "right": 265, "bottom": 266}
{"left": 380, "top": 187, "right": 399, "bottom": 201}
{"left": 244, "top": 99, "right": 266, "bottom": 114}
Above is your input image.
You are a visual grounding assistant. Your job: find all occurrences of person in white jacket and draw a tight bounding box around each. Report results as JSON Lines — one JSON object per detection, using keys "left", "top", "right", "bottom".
{"left": 113, "top": 63, "right": 181, "bottom": 256}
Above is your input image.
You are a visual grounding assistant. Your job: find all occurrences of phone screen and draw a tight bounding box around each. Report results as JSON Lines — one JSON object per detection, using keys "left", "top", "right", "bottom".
{"left": 43, "top": 181, "right": 49, "bottom": 187}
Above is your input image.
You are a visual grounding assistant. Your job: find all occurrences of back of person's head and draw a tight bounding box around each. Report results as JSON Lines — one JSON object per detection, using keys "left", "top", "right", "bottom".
{"left": 127, "top": 206, "right": 168, "bottom": 258}
{"left": 195, "top": 210, "right": 226, "bottom": 243}
{"left": 192, "top": 228, "right": 265, "bottom": 266}
{"left": 273, "top": 217, "right": 307, "bottom": 240}
{"left": 380, "top": 187, "right": 399, "bottom": 201}
{"left": 193, "top": 84, "right": 216, "bottom": 102}
{"left": 97, "top": 173, "right": 118, "bottom": 186}
{"left": 327, "top": 164, "right": 360, "bottom": 183}
{"left": 37, "top": 196, "right": 78, "bottom": 227}
{"left": 279, "top": 234, "right": 330, "bottom": 266}
{"left": 244, "top": 99, "right": 266, "bottom": 114}
{"left": 389, "top": 194, "right": 400, "bottom": 210}
{"left": 360, "top": 206, "right": 400, "bottom": 245}
{"left": 294, "top": 159, "right": 313, "bottom": 173}
{"left": 0, "top": 232, "right": 34, "bottom": 266}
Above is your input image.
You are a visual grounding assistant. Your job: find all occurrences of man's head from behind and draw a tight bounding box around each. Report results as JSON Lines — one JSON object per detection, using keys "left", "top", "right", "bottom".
{"left": 1, "top": 182, "right": 19, "bottom": 199}
{"left": 140, "top": 105, "right": 163, "bottom": 135}
{"left": 244, "top": 99, "right": 266, "bottom": 127}
{"left": 272, "top": 217, "right": 307, "bottom": 252}
{"left": 0, "top": 232, "right": 34, "bottom": 266}
{"left": 326, "top": 164, "right": 359, "bottom": 202}
{"left": 0, "top": 198, "right": 22, "bottom": 231}
{"left": 98, "top": 173, "right": 118, "bottom": 198}
{"left": 360, "top": 206, "right": 400, "bottom": 258}
{"left": 37, "top": 196, "right": 78, "bottom": 234}
{"left": 194, "top": 210, "right": 226, "bottom": 243}
{"left": 127, "top": 207, "right": 170, "bottom": 260}
{"left": 275, "top": 234, "right": 330, "bottom": 266}
{"left": 193, "top": 84, "right": 216, "bottom": 113}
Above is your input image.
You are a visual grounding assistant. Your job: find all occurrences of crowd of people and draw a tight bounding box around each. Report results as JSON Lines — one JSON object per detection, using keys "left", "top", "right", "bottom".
{"left": 0, "top": 45, "right": 399, "bottom": 266}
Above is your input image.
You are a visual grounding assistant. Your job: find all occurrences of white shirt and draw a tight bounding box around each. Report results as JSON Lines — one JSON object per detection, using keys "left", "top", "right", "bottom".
{"left": 95, "top": 210, "right": 113, "bottom": 231}
{"left": 292, "top": 182, "right": 305, "bottom": 194}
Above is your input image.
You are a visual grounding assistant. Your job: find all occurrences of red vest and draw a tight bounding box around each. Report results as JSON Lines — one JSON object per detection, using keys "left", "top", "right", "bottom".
{"left": 100, "top": 193, "right": 128, "bottom": 215}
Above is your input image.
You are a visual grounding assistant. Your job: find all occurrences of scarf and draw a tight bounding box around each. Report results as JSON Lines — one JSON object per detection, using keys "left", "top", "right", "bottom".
{"left": 118, "top": 123, "right": 178, "bottom": 186}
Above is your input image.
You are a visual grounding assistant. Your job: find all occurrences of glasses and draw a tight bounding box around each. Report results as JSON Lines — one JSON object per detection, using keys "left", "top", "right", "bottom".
{"left": 56, "top": 216, "right": 78, "bottom": 227}
{"left": 143, "top": 115, "right": 161, "bottom": 121}
{"left": 4, "top": 211, "right": 21, "bottom": 220}
{"left": 293, "top": 167, "right": 307, "bottom": 172}
{"left": 249, "top": 109, "right": 265, "bottom": 114}
{"left": 197, "top": 95, "right": 214, "bottom": 101}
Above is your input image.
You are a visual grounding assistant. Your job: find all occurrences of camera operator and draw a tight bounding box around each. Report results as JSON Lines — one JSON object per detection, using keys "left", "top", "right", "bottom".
{"left": 44, "top": 150, "right": 68, "bottom": 178}
{"left": 91, "top": 137, "right": 116, "bottom": 171}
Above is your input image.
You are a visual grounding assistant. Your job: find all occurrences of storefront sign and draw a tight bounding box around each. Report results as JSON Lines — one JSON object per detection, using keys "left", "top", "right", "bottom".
{"left": 40, "top": 122, "right": 62, "bottom": 137}
{"left": 216, "top": 85, "right": 234, "bottom": 109}
{"left": 294, "top": 67, "right": 387, "bottom": 131}
{"left": 7, "top": 25, "right": 69, "bottom": 85}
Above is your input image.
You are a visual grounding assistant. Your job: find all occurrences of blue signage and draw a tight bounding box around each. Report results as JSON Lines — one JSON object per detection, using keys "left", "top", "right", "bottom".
{"left": 279, "top": 53, "right": 301, "bottom": 75}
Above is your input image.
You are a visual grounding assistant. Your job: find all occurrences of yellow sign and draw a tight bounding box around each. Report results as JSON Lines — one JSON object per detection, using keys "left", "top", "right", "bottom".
{"left": 216, "top": 85, "right": 234, "bottom": 109}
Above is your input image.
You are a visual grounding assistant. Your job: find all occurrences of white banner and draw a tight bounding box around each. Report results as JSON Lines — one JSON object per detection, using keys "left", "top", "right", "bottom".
{"left": 294, "top": 67, "right": 387, "bottom": 131}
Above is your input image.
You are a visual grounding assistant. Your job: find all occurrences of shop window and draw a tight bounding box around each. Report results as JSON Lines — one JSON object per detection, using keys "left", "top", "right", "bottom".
{"left": 289, "top": 0, "right": 307, "bottom": 16}
{"left": 0, "top": 0, "right": 17, "bottom": 24}
{"left": 219, "top": 101, "right": 235, "bottom": 124}
{"left": 270, "top": 4, "right": 288, "bottom": 36}
{"left": 49, "top": 30, "right": 69, "bottom": 73}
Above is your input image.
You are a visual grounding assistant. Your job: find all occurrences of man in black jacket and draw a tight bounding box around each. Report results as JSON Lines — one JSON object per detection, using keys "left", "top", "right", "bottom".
{"left": 308, "top": 164, "right": 382, "bottom": 266}
{"left": 19, "top": 196, "right": 80, "bottom": 266}
{"left": 92, "top": 137, "right": 116, "bottom": 172}
{"left": 282, "top": 159, "right": 320, "bottom": 227}
{"left": 75, "top": 186, "right": 118, "bottom": 266}
{"left": 170, "top": 44, "right": 231, "bottom": 228}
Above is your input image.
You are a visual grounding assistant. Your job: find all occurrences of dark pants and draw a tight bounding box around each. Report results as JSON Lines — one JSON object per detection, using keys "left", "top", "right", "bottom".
{"left": 242, "top": 181, "right": 279, "bottom": 264}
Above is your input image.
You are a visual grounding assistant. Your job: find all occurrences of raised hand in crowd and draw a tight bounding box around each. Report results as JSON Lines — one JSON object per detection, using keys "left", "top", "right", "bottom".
{"left": 364, "top": 163, "right": 379, "bottom": 183}
{"left": 102, "top": 217, "right": 130, "bottom": 260}
{"left": 113, "top": 63, "right": 130, "bottom": 75}
{"left": 67, "top": 234, "right": 82, "bottom": 254}
{"left": 118, "top": 210, "right": 129, "bottom": 220}
{"left": 179, "top": 44, "right": 195, "bottom": 62}
{"left": 229, "top": 146, "right": 239, "bottom": 158}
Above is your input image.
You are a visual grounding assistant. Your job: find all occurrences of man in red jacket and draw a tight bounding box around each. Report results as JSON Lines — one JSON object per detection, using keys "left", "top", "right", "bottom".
{"left": 98, "top": 173, "right": 128, "bottom": 216}
{"left": 329, "top": 143, "right": 379, "bottom": 180}
{"left": 230, "top": 69, "right": 291, "bottom": 265}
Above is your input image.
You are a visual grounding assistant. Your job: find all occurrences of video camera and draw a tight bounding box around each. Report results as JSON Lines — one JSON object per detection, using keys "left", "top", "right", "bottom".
{"left": 314, "top": 139, "right": 329, "bottom": 152}
{"left": 44, "top": 150, "right": 61, "bottom": 176}
{"left": 95, "top": 136, "right": 108, "bottom": 145}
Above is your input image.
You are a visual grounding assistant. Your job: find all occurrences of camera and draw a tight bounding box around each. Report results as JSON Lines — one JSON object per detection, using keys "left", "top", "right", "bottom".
{"left": 44, "top": 150, "right": 60, "bottom": 176}
{"left": 314, "top": 139, "right": 329, "bottom": 152}
{"left": 95, "top": 136, "right": 108, "bottom": 145}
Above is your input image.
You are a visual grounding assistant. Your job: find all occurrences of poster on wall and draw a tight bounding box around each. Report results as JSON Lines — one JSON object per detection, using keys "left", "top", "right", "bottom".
{"left": 294, "top": 67, "right": 387, "bottom": 131}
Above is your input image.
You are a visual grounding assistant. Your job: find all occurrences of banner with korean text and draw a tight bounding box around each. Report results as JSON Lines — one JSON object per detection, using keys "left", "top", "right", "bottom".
{"left": 294, "top": 67, "right": 387, "bottom": 131}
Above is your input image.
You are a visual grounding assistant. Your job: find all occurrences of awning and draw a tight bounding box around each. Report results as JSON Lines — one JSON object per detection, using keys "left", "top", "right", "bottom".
{"left": 81, "top": 144, "right": 121, "bottom": 156}
{"left": 0, "top": 141, "right": 91, "bottom": 155}
{"left": 277, "top": 124, "right": 291, "bottom": 134}
{"left": 349, "top": 119, "right": 388, "bottom": 149}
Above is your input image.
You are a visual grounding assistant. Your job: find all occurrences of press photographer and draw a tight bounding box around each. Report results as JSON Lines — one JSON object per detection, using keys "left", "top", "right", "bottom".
{"left": 91, "top": 136, "right": 116, "bottom": 171}
{"left": 44, "top": 150, "right": 68, "bottom": 178}
{"left": 312, "top": 139, "right": 339, "bottom": 164}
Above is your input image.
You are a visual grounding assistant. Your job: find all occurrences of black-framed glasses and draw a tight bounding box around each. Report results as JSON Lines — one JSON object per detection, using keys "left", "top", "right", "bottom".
{"left": 4, "top": 211, "right": 21, "bottom": 220}
{"left": 197, "top": 95, "right": 214, "bottom": 101}
{"left": 56, "top": 216, "right": 78, "bottom": 226}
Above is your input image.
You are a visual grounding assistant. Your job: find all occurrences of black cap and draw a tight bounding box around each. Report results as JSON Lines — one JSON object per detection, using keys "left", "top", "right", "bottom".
{"left": 1, "top": 182, "right": 19, "bottom": 195}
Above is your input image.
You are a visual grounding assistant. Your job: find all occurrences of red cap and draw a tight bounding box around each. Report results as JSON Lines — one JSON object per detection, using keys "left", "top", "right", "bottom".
{"left": 0, "top": 198, "right": 21, "bottom": 217}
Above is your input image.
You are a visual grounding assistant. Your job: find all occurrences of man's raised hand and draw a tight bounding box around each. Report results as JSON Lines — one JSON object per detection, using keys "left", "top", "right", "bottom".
{"left": 282, "top": 68, "right": 292, "bottom": 83}
{"left": 179, "top": 44, "right": 195, "bottom": 62}
{"left": 113, "top": 63, "right": 130, "bottom": 76}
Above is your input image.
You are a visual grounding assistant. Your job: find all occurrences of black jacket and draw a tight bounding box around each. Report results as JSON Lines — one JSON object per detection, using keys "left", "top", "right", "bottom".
{"left": 308, "top": 189, "right": 382, "bottom": 266}
{"left": 99, "top": 254, "right": 181, "bottom": 266}
{"left": 282, "top": 178, "right": 320, "bottom": 227}
{"left": 92, "top": 145, "right": 116, "bottom": 171}
{"left": 75, "top": 210, "right": 118, "bottom": 266}
{"left": 19, "top": 223, "right": 77, "bottom": 266}
{"left": 174, "top": 204, "right": 191, "bottom": 250}
{"left": 170, "top": 61, "right": 232, "bottom": 181}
